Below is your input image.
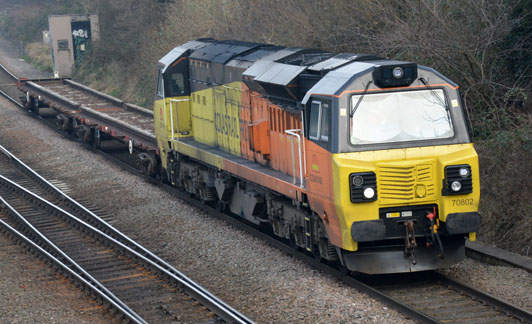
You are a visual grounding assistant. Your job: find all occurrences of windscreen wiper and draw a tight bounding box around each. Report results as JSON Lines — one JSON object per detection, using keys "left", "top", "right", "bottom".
{"left": 350, "top": 81, "right": 373, "bottom": 117}
{"left": 419, "top": 77, "right": 447, "bottom": 109}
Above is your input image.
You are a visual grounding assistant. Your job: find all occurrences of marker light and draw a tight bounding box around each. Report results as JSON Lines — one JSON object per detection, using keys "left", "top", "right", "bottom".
{"left": 459, "top": 167, "right": 470, "bottom": 178}
{"left": 363, "top": 187, "right": 375, "bottom": 199}
{"left": 451, "top": 181, "right": 462, "bottom": 192}
{"left": 352, "top": 175, "right": 364, "bottom": 187}
{"left": 393, "top": 67, "right": 404, "bottom": 78}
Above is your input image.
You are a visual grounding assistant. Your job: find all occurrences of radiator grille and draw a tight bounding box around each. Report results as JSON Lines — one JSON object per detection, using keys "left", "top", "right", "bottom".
{"left": 378, "top": 164, "right": 435, "bottom": 202}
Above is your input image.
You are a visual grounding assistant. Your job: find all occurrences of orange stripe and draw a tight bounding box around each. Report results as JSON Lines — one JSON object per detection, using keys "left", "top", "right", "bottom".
{"left": 312, "top": 83, "right": 459, "bottom": 99}
{"left": 170, "top": 56, "right": 188, "bottom": 68}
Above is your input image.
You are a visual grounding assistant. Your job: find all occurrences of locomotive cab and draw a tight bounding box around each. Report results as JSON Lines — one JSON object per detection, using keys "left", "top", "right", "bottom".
{"left": 303, "top": 60, "right": 480, "bottom": 273}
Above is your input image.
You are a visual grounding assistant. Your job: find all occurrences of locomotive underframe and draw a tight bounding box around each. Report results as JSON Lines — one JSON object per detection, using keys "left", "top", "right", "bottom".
{"left": 165, "top": 149, "right": 340, "bottom": 262}
{"left": 163, "top": 147, "right": 466, "bottom": 273}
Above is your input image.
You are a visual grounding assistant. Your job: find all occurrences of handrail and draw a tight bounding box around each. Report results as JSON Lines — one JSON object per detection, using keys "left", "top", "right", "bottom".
{"left": 285, "top": 129, "right": 304, "bottom": 188}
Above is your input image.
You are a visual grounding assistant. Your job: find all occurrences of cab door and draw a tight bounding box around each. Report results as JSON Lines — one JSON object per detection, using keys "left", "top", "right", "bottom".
{"left": 164, "top": 58, "right": 192, "bottom": 138}
{"left": 305, "top": 99, "right": 334, "bottom": 202}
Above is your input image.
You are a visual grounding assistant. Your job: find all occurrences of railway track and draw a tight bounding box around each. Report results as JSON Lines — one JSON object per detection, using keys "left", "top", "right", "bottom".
{"left": 0, "top": 62, "right": 20, "bottom": 105}
{"left": 1, "top": 62, "right": 531, "bottom": 324}
{"left": 155, "top": 184, "right": 532, "bottom": 324}
{"left": 0, "top": 144, "right": 254, "bottom": 324}
{"left": 359, "top": 271, "right": 531, "bottom": 324}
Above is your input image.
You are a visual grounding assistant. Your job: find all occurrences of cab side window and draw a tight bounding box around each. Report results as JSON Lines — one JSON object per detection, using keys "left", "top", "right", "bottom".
{"left": 168, "top": 73, "right": 185, "bottom": 96}
{"left": 309, "top": 100, "right": 329, "bottom": 142}
{"left": 156, "top": 68, "right": 164, "bottom": 97}
{"left": 320, "top": 103, "right": 330, "bottom": 141}
{"left": 309, "top": 101, "right": 321, "bottom": 140}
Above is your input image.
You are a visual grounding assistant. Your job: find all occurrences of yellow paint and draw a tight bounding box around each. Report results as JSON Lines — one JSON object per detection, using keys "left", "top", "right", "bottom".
{"left": 154, "top": 97, "right": 169, "bottom": 168}
{"left": 191, "top": 88, "right": 216, "bottom": 146}
{"left": 169, "top": 98, "right": 193, "bottom": 137}
{"left": 469, "top": 232, "right": 477, "bottom": 241}
{"left": 452, "top": 99, "right": 459, "bottom": 107}
{"left": 154, "top": 96, "right": 192, "bottom": 169}
{"left": 190, "top": 82, "right": 242, "bottom": 156}
{"left": 415, "top": 184, "right": 426, "bottom": 198}
{"left": 332, "top": 144, "right": 480, "bottom": 251}
{"left": 172, "top": 139, "right": 224, "bottom": 169}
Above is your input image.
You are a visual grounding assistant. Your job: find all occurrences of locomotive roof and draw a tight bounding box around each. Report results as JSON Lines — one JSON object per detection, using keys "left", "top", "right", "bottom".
{"left": 188, "top": 40, "right": 262, "bottom": 64}
{"left": 301, "top": 59, "right": 418, "bottom": 104}
{"left": 160, "top": 39, "right": 422, "bottom": 105}
{"left": 253, "top": 62, "right": 306, "bottom": 86}
{"left": 307, "top": 53, "right": 382, "bottom": 72}
{"left": 301, "top": 61, "right": 375, "bottom": 104}
{"left": 158, "top": 40, "right": 209, "bottom": 73}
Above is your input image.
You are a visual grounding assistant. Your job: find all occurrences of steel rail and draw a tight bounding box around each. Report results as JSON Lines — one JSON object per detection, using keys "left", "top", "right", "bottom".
{"left": 0, "top": 145, "right": 255, "bottom": 324}
{"left": 0, "top": 87, "right": 21, "bottom": 107}
{"left": 432, "top": 272, "right": 532, "bottom": 323}
{"left": 0, "top": 219, "right": 144, "bottom": 324}
{"left": 0, "top": 193, "right": 147, "bottom": 324}
{"left": 0, "top": 61, "right": 17, "bottom": 80}
{"left": 0, "top": 63, "right": 22, "bottom": 107}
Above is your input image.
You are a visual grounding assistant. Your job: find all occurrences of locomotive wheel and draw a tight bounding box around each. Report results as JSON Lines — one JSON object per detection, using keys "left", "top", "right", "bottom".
{"left": 337, "top": 263, "right": 350, "bottom": 275}
{"left": 289, "top": 233, "right": 298, "bottom": 251}
{"left": 198, "top": 186, "right": 207, "bottom": 204}
{"left": 312, "top": 246, "right": 322, "bottom": 262}
{"left": 216, "top": 201, "right": 227, "bottom": 212}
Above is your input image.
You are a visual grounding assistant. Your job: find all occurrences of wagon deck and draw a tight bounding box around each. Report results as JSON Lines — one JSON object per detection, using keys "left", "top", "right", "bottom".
{"left": 18, "top": 78, "right": 156, "bottom": 151}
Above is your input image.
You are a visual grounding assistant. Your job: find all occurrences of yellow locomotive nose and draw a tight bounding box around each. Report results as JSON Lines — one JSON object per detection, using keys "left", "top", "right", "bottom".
{"left": 330, "top": 143, "right": 479, "bottom": 273}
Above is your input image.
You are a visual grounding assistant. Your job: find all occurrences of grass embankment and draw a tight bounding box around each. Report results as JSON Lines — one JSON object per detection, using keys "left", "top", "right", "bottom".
{"left": 23, "top": 42, "right": 52, "bottom": 72}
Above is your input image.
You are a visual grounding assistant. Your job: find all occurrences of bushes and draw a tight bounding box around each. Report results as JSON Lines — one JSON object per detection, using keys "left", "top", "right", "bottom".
{"left": 24, "top": 42, "right": 53, "bottom": 72}
{"left": 477, "top": 127, "right": 532, "bottom": 256}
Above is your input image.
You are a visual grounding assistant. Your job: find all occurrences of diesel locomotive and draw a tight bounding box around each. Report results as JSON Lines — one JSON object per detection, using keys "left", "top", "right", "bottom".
{"left": 153, "top": 39, "right": 480, "bottom": 274}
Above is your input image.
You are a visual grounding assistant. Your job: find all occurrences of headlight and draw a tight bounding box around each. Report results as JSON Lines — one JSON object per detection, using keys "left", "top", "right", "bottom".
{"left": 363, "top": 187, "right": 375, "bottom": 199}
{"left": 352, "top": 175, "right": 364, "bottom": 187}
{"left": 443, "top": 165, "right": 472, "bottom": 195}
{"left": 349, "top": 172, "right": 377, "bottom": 202}
{"left": 393, "top": 67, "right": 403, "bottom": 78}
{"left": 451, "top": 181, "right": 462, "bottom": 192}
{"left": 459, "top": 167, "right": 470, "bottom": 177}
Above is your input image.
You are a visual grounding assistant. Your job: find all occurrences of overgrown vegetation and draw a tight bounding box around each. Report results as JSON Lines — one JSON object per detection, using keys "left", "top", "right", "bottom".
{"left": 23, "top": 42, "right": 53, "bottom": 72}
{"left": 1, "top": 0, "right": 531, "bottom": 255}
